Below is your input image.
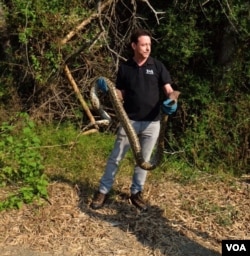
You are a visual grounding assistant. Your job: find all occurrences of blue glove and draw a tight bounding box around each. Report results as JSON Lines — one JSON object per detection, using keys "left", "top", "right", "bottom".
{"left": 96, "top": 77, "right": 109, "bottom": 93}
{"left": 162, "top": 98, "right": 177, "bottom": 115}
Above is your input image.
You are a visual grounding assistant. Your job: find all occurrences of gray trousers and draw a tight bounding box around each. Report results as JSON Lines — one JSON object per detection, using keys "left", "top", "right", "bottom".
{"left": 99, "top": 120, "right": 160, "bottom": 195}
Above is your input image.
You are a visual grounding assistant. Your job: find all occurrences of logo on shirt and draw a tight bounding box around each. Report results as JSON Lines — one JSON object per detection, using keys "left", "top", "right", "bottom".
{"left": 146, "top": 69, "right": 154, "bottom": 75}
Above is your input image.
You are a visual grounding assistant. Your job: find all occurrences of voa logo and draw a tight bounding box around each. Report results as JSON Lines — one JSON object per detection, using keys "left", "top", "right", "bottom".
{"left": 226, "top": 243, "right": 246, "bottom": 252}
{"left": 222, "top": 240, "right": 249, "bottom": 255}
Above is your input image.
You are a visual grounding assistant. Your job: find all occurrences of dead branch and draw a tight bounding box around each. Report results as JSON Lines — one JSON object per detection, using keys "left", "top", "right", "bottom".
{"left": 64, "top": 64, "right": 96, "bottom": 125}
{"left": 138, "top": 0, "right": 165, "bottom": 24}
{"left": 81, "top": 128, "right": 99, "bottom": 135}
{"left": 60, "top": 0, "right": 114, "bottom": 46}
{"left": 97, "top": 2, "right": 127, "bottom": 65}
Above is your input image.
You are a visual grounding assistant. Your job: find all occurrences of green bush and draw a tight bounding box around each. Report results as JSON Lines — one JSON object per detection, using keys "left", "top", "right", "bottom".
{"left": 154, "top": 1, "right": 249, "bottom": 175}
{"left": 0, "top": 113, "right": 48, "bottom": 210}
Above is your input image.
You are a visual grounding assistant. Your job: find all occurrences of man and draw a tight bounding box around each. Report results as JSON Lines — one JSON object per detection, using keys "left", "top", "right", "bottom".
{"left": 90, "top": 29, "right": 177, "bottom": 211}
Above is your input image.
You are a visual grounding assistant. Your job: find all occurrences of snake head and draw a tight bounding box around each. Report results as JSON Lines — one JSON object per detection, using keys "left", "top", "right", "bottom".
{"left": 97, "top": 77, "right": 109, "bottom": 93}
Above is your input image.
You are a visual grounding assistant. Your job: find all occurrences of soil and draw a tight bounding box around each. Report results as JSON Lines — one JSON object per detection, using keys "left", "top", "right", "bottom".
{"left": 0, "top": 174, "right": 249, "bottom": 256}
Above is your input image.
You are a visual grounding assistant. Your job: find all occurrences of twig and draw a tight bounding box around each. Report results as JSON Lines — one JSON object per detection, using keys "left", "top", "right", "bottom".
{"left": 164, "top": 150, "right": 185, "bottom": 155}
{"left": 28, "top": 142, "right": 77, "bottom": 149}
{"left": 139, "top": 0, "right": 165, "bottom": 24}
{"left": 23, "top": 2, "right": 34, "bottom": 80}
{"left": 216, "top": 0, "right": 239, "bottom": 33}
{"left": 81, "top": 128, "right": 99, "bottom": 135}
{"left": 201, "top": 0, "right": 211, "bottom": 6}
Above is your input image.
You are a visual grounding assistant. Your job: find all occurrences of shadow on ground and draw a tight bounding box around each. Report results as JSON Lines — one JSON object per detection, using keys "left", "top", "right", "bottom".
{"left": 76, "top": 181, "right": 220, "bottom": 256}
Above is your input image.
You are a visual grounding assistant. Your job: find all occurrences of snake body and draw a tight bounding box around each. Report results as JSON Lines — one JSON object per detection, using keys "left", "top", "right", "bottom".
{"left": 90, "top": 77, "right": 178, "bottom": 171}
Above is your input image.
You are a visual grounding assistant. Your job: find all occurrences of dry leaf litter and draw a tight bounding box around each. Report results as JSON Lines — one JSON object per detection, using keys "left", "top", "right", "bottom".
{"left": 0, "top": 174, "right": 249, "bottom": 256}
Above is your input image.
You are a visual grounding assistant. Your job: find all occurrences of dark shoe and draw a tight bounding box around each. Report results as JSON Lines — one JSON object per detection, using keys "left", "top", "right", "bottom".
{"left": 130, "top": 191, "right": 148, "bottom": 211}
{"left": 90, "top": 191, "right": 107, "bottom": 209}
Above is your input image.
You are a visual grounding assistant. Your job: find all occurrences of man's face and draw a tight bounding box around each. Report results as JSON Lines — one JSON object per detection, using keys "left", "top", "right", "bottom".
{"left": 132, "top": 35, "right": 151, "bottom": 59}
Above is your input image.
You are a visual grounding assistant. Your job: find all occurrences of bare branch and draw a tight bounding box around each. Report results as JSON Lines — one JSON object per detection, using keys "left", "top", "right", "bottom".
{"left": 139, "top": 0, "right": 165, "bottom": 24}
{"left": 216, "top": 0, "right": 239, "bottom": 33}
{"left": 201, "top": 0, "right": 211, "bottom": 6}
{"left": 60, "top": 0, "right": 114, "bottom": 46}
{"left": 97, "top": 2, "right": 127, "bottom": 64}
{"left": 64, "top": 64, "right": 96, "bottom": 125}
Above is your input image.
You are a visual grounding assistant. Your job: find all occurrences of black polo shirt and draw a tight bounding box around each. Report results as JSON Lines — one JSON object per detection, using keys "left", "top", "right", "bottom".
{"left": 116, "top": 56, "right": 172, "bottom": 121}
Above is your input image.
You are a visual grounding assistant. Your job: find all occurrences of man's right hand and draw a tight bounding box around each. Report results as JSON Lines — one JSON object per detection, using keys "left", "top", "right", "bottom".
{"left": 162, "top": 99, "right": 178, "bottom": 115}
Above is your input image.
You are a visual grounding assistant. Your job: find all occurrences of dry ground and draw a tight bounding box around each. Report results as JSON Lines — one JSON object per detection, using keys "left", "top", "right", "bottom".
{"left": 0, "top": 174, "right": 249, "bottom": 256}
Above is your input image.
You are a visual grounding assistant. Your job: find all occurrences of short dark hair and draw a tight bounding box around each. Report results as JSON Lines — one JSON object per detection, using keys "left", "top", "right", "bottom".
{"left": 130, "top": 29, "right": 152, "bottom": 44}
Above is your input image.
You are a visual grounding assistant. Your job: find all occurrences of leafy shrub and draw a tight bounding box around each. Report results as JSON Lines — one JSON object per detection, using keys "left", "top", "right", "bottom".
{"left": 0, "top": 113, "right": 48, "bottom": 210}
{"left": 154, "top": 1, "right": 249, "bottom": 175}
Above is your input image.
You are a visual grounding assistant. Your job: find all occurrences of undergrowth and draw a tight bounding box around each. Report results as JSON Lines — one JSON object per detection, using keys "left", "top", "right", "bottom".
{"left": 0, "top": 117, "right": 238, "bottom": 211}
{"left": 0, "top": 113, "right": 48, "bottom": 211}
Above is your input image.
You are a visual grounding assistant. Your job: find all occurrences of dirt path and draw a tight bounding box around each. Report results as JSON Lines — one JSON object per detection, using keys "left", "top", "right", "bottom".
{"left": 0, "top": 175, "right": 249, "bottom": 256}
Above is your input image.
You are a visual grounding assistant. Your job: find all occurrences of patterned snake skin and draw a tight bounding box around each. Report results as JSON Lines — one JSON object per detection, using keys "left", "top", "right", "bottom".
{"left": 90, "top": 77, "right": 179, "bottom": 171}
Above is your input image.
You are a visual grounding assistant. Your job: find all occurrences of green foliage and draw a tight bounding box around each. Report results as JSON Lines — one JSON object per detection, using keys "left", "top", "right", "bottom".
{"left": 2, "top": 0, "right": 90, "bottom": 86}
{"left": 0, "top": 113, "right": 48, "bottom": 211}
{"left": 154, "top": 1, "right": 249, "bottom": 175}
{"left": 178, "top": 95, "right": 249, "bottom": 173}
{"left": 0, "top": 0, "right": 249, "bottom": 177}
